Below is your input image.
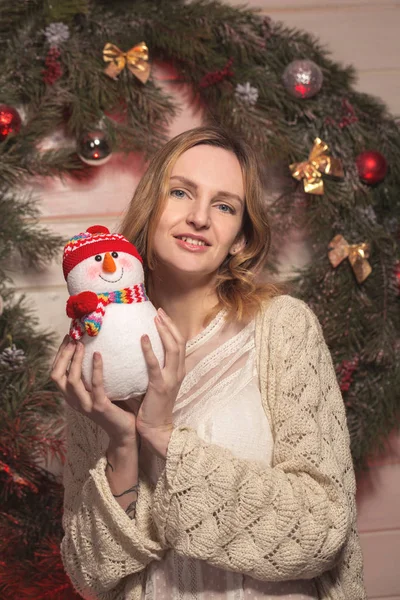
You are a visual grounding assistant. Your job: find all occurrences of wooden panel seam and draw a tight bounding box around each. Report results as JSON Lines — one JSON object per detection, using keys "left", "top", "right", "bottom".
{"left": 260, "top": 3, "right": 400, "bottom": 14}
{"left": 358, "top": 68, "right": 400, "bottom": 74}
{"left": 359, "top": 527, "right": 400, "bottom": 536}
{"left": 358, "top": 526, "right": 400, "bottom": 534}
{"left": 369, "top": 596, "right": 400, "bottom": 600}
{"left": 28, "top": 213, "right": 123, "bottom": 223}
{"left": 10, "top": 283, "right": 67, "bottom": 294}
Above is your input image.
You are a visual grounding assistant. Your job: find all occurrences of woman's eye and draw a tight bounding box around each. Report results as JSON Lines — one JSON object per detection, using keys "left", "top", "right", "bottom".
{"left": 95, "top": 255, "right": 102, "bottom": 262}
{"left": 170, "top": 189, "right": 187, "bottom": 199}
{"left": 217, "top": 203, "right": 235, "bottom": 214}
{"left": 111, "top": 251, "right": 118, "bottom": 258}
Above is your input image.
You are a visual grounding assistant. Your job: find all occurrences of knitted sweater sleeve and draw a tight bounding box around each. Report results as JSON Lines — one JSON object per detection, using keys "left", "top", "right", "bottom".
{"left": 151, "top": 297, "right": 353, "bottom": 582}
{"left": 60, "top": 405, "right": 167, "bottom": 600}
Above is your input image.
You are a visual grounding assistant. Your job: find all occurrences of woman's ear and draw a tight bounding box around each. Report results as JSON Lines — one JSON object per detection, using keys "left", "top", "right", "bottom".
{"left": 229, "top": 235, "right": 246, "bottom": 256}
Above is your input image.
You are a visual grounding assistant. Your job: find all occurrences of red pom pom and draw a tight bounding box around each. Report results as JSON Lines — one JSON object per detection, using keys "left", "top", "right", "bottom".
{"left": 66, "top": 291, "right": 98, "bottom": 318}
{"left": 86, "top": 225, "right": 110, "bottom": 235}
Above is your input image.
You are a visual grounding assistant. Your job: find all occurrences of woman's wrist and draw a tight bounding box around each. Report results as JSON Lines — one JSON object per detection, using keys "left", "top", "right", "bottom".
{"left": 139, "top": 425, "right": 174, "bottom": 459}
{"left": 105, "top": 437, "right": 139, "bottom": 518}
{"left": 107, "top": 434, "right": 138, "bottom": 453}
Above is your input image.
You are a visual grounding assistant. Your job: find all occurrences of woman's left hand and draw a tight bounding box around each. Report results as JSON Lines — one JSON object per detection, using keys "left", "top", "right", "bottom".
{"left": 136, "top": 308, "right": 186, "bottom": 457}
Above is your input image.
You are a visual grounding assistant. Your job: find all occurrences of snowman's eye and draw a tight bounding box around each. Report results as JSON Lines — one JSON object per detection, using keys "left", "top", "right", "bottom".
{"left": 94, "top": 255, "right": 102, "bottom": 262}
{"left": 111, "top": 251, "right": 118, "bottom": 258}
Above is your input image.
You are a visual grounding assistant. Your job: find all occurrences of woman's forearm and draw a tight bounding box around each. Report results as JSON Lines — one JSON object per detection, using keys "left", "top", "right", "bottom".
{"left": 105, "top": 437, "right": 139, "bottom": 519}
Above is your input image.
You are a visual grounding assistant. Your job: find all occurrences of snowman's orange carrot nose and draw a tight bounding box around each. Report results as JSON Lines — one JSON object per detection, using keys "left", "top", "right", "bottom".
{"left": 103, "top": 252, "right": 117, "bottom": 273}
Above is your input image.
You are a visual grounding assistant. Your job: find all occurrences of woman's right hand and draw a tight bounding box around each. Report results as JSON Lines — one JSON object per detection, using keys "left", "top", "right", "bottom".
{"left": 51, "top": 335, "right": 138, "bottom": 446}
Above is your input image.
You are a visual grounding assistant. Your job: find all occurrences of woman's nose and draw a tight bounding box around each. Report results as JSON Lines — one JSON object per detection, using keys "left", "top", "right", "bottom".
{"left": 186, "top": 203, "right": 211, "bottom": 229}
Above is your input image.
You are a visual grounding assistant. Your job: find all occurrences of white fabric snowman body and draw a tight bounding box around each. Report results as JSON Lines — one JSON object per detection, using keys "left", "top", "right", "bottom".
{"left": 62, "top": 225, "right": 164, "bottom": 401}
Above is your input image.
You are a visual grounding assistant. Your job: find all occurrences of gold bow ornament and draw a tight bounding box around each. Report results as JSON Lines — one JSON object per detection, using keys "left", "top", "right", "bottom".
{"left": 103, "top": 42, "right": 150, "bottom": 83}
{"left": 328, "top": 234, "right": 372, "bottom": 283}
{"left": 290, "top": 137, "right": 344, "bottom": 195}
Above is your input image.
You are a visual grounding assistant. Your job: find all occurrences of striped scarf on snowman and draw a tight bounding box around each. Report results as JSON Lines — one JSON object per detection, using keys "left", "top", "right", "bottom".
{"left": 69, "top": 283, "right": 149, "bottom": 341}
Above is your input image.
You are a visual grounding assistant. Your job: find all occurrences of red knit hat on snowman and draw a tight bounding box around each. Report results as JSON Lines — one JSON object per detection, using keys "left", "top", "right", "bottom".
{"left": 62, "top": 225, "right": 142, "bottom": 281}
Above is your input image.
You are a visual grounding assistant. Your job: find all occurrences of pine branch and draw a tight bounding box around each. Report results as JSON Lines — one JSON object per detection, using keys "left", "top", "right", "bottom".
{"left": 0, "top": 189, "right": 62, "bottom": 275}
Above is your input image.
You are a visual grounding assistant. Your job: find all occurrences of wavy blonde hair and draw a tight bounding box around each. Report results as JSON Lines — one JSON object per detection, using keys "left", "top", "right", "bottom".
{"left": 119, "top": 126, "right": 283, "bottom": 322}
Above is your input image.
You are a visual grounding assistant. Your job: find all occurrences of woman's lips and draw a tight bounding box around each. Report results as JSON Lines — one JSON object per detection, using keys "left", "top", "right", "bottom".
{"left": 174, "top": 237, "right": 210, "bottom": 252}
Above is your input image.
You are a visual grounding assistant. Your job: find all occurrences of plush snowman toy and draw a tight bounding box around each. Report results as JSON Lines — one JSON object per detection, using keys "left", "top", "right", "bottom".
{"left": 62, "top": 225, "right": 164, "bottom": 401}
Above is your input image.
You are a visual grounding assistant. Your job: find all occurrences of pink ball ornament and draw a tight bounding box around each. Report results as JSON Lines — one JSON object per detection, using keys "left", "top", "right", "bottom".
{"left": 282, "top": 59, "right": 323, "bottom": 99}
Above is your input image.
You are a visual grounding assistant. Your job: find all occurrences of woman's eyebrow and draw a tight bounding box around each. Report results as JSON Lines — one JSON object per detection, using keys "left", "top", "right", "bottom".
{"left": 216, "top": 191, "right": 244, "bottom": 206}
{"left": 170, "top": 175, "right": 243, "bottom": 205}
{"left": 170, "top": 175, "right": 198, "bottom": 189}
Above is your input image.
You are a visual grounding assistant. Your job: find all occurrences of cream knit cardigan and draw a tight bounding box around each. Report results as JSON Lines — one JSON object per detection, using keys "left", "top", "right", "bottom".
{"left": 60, "top": 295, "right": 366, "bottom": 600}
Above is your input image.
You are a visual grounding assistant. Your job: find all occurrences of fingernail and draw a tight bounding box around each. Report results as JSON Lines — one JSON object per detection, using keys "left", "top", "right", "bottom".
{"left": 142, "top": 334, "right": 150, "bottom": 343}
{"left": 158, "top": 308, "right": 167, "bottom": 318}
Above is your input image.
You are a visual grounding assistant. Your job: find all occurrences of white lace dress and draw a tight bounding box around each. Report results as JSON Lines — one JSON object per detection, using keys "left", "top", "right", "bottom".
{"left": 141, "top": 310, "right": 319, "bottom": 600}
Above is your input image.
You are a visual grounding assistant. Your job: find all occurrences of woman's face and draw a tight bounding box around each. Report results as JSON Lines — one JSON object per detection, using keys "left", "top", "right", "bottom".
{"left": 152, "top": 144, "right": 246, "bottom": 281}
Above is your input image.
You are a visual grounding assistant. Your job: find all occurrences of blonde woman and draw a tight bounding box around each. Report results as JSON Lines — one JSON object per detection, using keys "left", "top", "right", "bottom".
{"left": 52, "top": 126, "right": 366, "bottom": 600}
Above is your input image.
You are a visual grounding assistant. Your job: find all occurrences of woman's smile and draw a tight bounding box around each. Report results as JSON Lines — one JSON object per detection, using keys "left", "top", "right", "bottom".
{"left": 174, "top": 234, "right": 210, "bottom": 253}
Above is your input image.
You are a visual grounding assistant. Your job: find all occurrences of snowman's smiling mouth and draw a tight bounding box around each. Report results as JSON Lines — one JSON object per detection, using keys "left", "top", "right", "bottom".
{"left": 99, "top": 268, "right": 124, "bottom": 283}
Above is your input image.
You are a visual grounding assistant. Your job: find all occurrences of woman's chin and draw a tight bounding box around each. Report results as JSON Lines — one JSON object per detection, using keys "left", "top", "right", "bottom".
{"left": 156, "top": 261, "right": 218, "bottom": 281}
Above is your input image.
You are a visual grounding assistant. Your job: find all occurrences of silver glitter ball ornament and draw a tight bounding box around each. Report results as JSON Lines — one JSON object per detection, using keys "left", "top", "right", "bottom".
{"left": 77, "top": 130, "right": 112, "bottom": 166}
{"left": 282, "top": 59, "right": 323, "bottom": 99}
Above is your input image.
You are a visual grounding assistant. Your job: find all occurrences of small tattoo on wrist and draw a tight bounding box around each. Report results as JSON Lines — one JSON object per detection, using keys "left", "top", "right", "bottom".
{"left": 112, "top": 483, "right": 139, "bottom": 499}
{"left": 112, "top": 485, "right": 139, "bottom": 521}
{"left": 105, "top": 454, "right": 139, "bottom": 519}
{"left": 126, "top": 499, "right": 137, "bottom": 520}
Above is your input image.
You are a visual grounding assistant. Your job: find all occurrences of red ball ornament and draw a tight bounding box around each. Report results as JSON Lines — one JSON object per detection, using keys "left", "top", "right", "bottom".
{"left": 395, "top": 261, "right": 400, "bottom": 295}
{"left": 355, "top": 150, "right": 388, "bottom": 185}
{"left": 0, "top": 104, "right": 22, "bottom": 141}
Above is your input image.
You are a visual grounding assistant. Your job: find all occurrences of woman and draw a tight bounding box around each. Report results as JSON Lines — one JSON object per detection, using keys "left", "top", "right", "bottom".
{"left": 52, "top": 126, "right": 366, "bottom": 600}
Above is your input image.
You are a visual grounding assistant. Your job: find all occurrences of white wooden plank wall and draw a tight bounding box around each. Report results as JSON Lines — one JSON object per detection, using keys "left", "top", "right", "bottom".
{"left": 8, "top": 1, "right": 400, "bottom": 596}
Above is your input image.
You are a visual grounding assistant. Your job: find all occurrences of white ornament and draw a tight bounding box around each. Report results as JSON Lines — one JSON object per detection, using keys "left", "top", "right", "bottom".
{"left": 44, "top": 22, "right": 70, "bottom": 46}
{"left": 235, "top": 82, "right": 259, "bottom": 106}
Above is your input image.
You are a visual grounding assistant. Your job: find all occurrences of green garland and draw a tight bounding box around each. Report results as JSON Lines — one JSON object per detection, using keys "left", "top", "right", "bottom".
{"left": 0, "top": 0, "right": 399, "bottom": 472}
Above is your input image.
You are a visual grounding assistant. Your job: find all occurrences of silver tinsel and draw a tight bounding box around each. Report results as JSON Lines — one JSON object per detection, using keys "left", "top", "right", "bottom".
{"left": 0, "top": 344, "right": 26, "bottom": 369}
{"left": 235, "top": 82, "right": 259, "bottom": 106}
{"left": 44, "top": 22, "right": 70, "bottom": 46}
